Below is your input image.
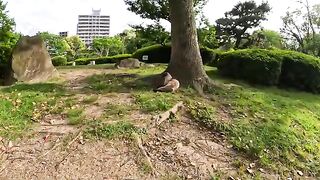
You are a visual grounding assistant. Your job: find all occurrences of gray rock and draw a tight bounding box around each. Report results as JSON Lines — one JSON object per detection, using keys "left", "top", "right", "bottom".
{"left": 115, "top": 58, "right": 143, "bottom": 69}
{"left": 7, "top": 35, "right": 58, "bottom": 84}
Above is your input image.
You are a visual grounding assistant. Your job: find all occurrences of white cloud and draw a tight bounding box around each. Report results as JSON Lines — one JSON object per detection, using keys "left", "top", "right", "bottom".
{"left": 3, "top": 0, "right": 320, "bottom": 36}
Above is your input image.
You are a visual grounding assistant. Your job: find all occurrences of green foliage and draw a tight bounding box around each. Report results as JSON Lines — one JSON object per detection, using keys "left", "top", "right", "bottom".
{"left": 217, "top": 49, "right": 282, "bottom": 85}
{"left": 65, "top": 36, "right": 86, "bottom": 60}
{"left": 131, "top": 23, "right": 170, "bottom": 46}
{"left": 67, "top": 108, "right": 85, "bottom": 125}
{"left": 37, "top": 32, "right": 70, "bottom": 56}
{"left": 84, "top": 121, "right": 138, "bottom": 139}
{"left": 92, "top": 36, "right": 124, "bottom": 56}
{"left": 123, "top": 0, "right": 207, "bottom": 22}
{"left": 281, "top": 3, "right": 320, "bottom": 55}
{"left": 216, "top": 1, "right": 271, "bottom": 48}
{"left": 0, "top": 1, "right": 18, "bottom": 64}
{"left": 202, "top": 74, "right": 320, "bottom": 175}
{"left": 132, "top": 44, "right": 171, "bottom": 63}
{"left": 197, "top": 23, "right": 219, "bottom": 49}
{"left": 249, "top": 30, "right": 284, "bottom": 49}
{"left": 132, "top": 44, "right": 218, "bottom": 65}
{"left": 51, "top": 56, "right": 67, "bottom": 66}
{"left": 217, "top": 49, "right": 320, "bottom": 93}
{"left": 75, "top": 54, "right": 132, "bottom": 65}
{"left": 279, "top": 51, "right": 320, "bottom": 93}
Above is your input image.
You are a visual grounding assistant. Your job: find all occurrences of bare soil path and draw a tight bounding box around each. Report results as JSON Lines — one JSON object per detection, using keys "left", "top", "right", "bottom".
{"left": 0, "top": 68, "right": 281, "bottom": 180}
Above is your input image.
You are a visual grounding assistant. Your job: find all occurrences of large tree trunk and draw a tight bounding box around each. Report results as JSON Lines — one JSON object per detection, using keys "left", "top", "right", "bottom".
{"left": 166, "top": 0, "right": 210, "bottom": 90}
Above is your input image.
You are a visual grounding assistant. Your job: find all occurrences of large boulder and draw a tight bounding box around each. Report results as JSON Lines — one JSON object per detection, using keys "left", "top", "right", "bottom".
{"left": 7, "top": 35, "right": 58, "bottom": 84}
{"left": 115, "top": 58, "right": 143, "bottom": 69}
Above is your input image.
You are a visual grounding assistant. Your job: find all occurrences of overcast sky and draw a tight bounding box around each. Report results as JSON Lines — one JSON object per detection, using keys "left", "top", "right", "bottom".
{"left": 3, "top": 0, "right": 319, "bottom": 36}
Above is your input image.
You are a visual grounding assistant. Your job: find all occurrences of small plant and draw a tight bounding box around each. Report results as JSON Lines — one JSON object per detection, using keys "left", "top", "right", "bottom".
{"left": 84, "top": 121, "right": 138, "bottom": 139}
{"left": 67, "top": 108, "right": 85, "bottom": 125}
{"left": 103, "top": 103, "right": 134, "bottom": 119}
{"left": 134, "top": 92, "right": 179, "bottom": 113}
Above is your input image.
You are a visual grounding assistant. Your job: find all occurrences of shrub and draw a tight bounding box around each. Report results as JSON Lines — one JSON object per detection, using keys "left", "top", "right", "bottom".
{"left": 217, "top": 49, "right": 283, "bottom": 85}
{"left": 132, "top": 44, "right": 171, "bottom": 63}
{"left": 132, "top": 44, "right": 219, "bottom": 65}
{"left": 279, "top": 51, "right": 320, "bottom": 93}
{"left": 217, "top": 49, "right": 320, "bottom": 93}
{"left": 75, "top": 54, "right": 132, "bottom": 65}
{"left": 51, "top": 56, "right": 67, "bottom": 66}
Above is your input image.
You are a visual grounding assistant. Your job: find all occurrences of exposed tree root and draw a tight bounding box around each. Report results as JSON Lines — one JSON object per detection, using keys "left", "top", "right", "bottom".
{"left": 132, "top": 133, "right": 156, "bottom": 176}
{"left": 150, "top": 101, "right": 184, "bottom": 128}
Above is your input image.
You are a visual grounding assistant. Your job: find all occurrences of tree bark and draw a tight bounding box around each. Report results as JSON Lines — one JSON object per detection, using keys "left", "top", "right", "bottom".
{"left": 166, "top": 0, "right": 210, "bottom": 90}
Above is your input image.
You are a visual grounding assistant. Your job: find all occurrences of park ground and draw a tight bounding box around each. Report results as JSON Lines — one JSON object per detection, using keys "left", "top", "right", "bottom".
{"left": 0, "top": 64, "right": 319, "bottom": 179}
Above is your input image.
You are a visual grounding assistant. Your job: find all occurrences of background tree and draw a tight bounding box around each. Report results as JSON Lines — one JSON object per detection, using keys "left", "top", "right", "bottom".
{"left": 281, "top": 0, "right": 320, "bottom": 53}
{"left": 215, "top": 1, "right": 271, "bottom": 48}
{"left": 117, "top": 29, "right": 139, "bottom": 54}
{"left": 124, "top": 0, "right": 208, "bottom": 22}
{"left": 130, "top": 23, "right": 170, "bottom": 46}
{"left": 92, "top": 36, "right": 124, "bottom": 56}
{"left": 65, "top": 36, "right": 86, "bottom": 60}
{"left": 37, "top": 32, "right": 70, "bottom": 57}
{"left": 0, "top": 0, "right": 17, "bottom": 64}
{"left": 249, "top": 29, "right": 284, "bottom": 49}
{"left": 166, "top": 0, "right": 210, "bottom": 90}
{"left": 197, "top": 21, "right": 218, "bottom": 49}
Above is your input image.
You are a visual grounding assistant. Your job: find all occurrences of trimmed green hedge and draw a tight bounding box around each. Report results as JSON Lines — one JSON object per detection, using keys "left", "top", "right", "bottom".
{"left": 217, "top": 49, "right": 282, "bottom": 85}
{"left": 75, "top": 54, "right": 132, "bottom": 65}
{"left": 132, "top": 44, "right": 171, "bottom": 63}
{"left": 132, "top": 44, "right": 220, "bottom": 65}
{"left": 52, "top": 56, "right": 67, "bottom": 66}
{"left": 279, "top": 51, "right": 320, "bottom": 93}
{"left": 217, "top": 49, "right": 320, "bottom": 93}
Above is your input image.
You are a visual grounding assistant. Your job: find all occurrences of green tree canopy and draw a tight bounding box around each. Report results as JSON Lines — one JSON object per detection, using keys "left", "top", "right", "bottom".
{"left": 92, "top": 36, "right": 124, "bottom": 56}
{"left": 37, "top": 32, "right": 70, "bottom": 57}
{"left": 0, "top": 0, "right": 17, "bottom": 64}
{"left": 249, "top": 29, "right": 284, "bottom": 49}
{"left": 216, "top": 1, "right": 271, "bottom": 48}
{"left": 65, "top": 36, "right": 86, "bottom": 60}
{"left": 197, "top": 22, "right": 218, "bottom": 49}
{"left": 281, "top": 1, "right": 320, "bottom": 54}
{"left": 123, "top": 0, "right": 208, "bottom": 22}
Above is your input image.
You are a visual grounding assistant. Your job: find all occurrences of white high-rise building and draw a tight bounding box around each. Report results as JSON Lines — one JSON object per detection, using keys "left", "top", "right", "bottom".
{"left": 76, "top": 9, "right": 110, "bottom": 46}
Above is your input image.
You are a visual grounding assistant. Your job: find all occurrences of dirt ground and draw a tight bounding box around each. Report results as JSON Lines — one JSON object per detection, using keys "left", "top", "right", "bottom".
{"left": 0, "top": 68, "right": 283, "bottom": 180}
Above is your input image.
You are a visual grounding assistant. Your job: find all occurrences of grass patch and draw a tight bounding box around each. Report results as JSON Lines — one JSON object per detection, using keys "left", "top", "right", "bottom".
{"left": 134, "top": 92, "right": 180, "bottom": 113}
{"left": 84, "top": 121, "right": 139, "bottom": 139}
{"left": 103, "top": 103, "right": 135, "bottom": 119}
{"left": 66, "top": 108, "right": 85, "bottom": 125}
{"left": 86, "top": 73, "right": 150, "bottom": 93}
{"left": 0, "top": 83, "right": 64, "bottom": 139}
{"left": 195, "top": 68, "right": 320, "bottom": 176}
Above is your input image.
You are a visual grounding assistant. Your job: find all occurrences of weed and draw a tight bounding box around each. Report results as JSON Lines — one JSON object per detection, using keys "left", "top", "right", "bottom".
{"left": 134, "top": 92, "right": 179, "bottom": 113}
{"left": 84, "top": 120, "right": 138, "bottom": 139}
{"left": 103, "top": 103, "right": 135, "bottom": 119}
{"left": 67, "top": 108, "right": 85, "bottom": 125}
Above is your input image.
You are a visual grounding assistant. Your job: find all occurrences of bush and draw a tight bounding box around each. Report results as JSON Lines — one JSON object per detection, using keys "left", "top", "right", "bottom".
{"left": 217, "top": 49, "right": 283, "bottom": 85}
{"left": 75, "top": 54, "right": 132, "bottom": 65}
{"left": 132, "top": 44, "right": 219, "bottom": 65}
{"left": 132, "top": 44, "right": 171, "bottom": 63}
{"left": 279, "top": 51, "right": 320, "bottom": 93}
{"left": 217, "top": 49, "right": 320, "bottom": 93}
{"left": 51, "top": 56, "right": 67, "bottom": 66}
